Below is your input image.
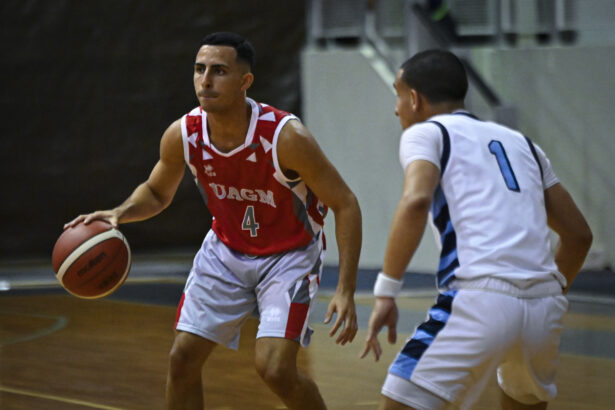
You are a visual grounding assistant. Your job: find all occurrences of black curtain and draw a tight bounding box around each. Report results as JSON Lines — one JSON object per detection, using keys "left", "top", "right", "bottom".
{"left": 0, "top": 0, "right": 306, "bottom": 258}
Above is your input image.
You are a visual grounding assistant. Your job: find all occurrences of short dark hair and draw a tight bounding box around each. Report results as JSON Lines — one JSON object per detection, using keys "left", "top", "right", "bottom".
{"left": 200, "top": 32, "right": 255, "bottom": 71}
{"left": 400, "top": 50, "right": 468, "bottom": 103}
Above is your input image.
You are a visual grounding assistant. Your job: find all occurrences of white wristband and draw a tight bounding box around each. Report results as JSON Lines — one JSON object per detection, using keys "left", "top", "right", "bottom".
{"left": 373, "top": 272, "right": 404, "bottom": 298}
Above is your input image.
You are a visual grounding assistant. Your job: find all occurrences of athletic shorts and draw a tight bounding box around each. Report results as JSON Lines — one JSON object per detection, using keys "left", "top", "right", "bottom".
{"left": 175, "top": 230, "right": 325, "bottom": 350}
{"left": 382, "top": 277, "right": 568, "bottom": 409}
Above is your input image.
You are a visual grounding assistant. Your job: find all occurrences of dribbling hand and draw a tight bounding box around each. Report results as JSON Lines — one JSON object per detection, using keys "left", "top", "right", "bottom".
{"left": 64, "top": 210, "right": 120, "bottom": 230}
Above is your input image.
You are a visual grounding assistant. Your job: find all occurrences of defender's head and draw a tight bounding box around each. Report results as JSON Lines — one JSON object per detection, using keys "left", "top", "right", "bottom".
{"left": 394, "top": 49, "right": 468, "bottom": 129}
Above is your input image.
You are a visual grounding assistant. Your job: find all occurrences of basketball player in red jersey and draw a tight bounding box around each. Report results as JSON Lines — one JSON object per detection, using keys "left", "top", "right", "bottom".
{"left": 66, "top": 32, "right": 362, "bottom": 409}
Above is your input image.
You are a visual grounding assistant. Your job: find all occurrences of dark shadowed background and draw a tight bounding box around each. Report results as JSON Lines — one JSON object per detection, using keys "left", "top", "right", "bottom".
{"left": 1, "top": 1, "right": 306, "bottom": 258}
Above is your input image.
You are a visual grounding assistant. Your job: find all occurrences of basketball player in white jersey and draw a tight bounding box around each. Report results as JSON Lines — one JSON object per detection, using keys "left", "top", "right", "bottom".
{"left": 66, "top": 32, "right": 362, "bottom": 409}
{"left": 360, "top": 50, "right": 592, "bottom": 409}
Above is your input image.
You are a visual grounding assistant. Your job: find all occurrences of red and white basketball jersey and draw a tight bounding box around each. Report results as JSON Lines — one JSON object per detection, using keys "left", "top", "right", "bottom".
{"left": 180, "top": 98, "right": 327, "bottom": 255}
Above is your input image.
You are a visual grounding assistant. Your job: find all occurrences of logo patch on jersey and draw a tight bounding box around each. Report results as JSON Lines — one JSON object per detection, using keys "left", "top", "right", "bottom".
{"left": 246, "top": 153, "right": 257, "bottom": 162}
{"left": 204, "top": 164, "right": 216, "bottom": 177}
{"left": 208, "top": 183, "right": 276, "bottom": 208}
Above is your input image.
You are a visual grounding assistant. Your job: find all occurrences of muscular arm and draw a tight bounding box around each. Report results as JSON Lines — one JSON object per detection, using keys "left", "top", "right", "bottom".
{"left": 360, "top": 159, "right": 439, "bottom": 361}
{"left": 382, "top": 160, "right": 440, "bottom": 280}
{"left": 66, "top": 120, "right": 186, "bottom": 228}
{"left": 277, "top": 120, "right": 361, "bottom": 343}
{"left": 544, "top": 183, "right": 593, "bottom": 292}
{"left": 114, "top": 120, "right": 186, "bottom": 223}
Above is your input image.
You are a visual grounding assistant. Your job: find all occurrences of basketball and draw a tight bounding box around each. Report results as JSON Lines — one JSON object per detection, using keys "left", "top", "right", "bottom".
{"left": 52, "top": 220, "right": 131, "bottom": 299}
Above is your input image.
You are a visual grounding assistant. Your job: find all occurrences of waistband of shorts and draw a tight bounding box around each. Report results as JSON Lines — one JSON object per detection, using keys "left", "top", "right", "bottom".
{"left": 446, "top": 276, "right": 564, "bottom": 297}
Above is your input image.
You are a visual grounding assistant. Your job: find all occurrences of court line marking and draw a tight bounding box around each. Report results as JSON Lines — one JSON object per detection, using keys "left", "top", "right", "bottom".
{"left": 0, "top": 385, "right": 125, "bottom": 409}
{"left": 5, "top": 279, "right": 615, "bottom": 304}
{"left": 0, "top": 311, "right": 68, "bottom": 346}
{"left": 567, "top": 293, "right": 615, "bottom": 305}
{"left": 1, "top": 276, "right": 187, "bottom": 290}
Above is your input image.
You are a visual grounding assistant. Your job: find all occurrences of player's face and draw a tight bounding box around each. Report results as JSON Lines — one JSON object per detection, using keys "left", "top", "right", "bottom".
{"left": 193, "top": 45, "right": 252, "bottom": 113}
{"left": 394, "top": 69, "right": 417, "bottom": 129}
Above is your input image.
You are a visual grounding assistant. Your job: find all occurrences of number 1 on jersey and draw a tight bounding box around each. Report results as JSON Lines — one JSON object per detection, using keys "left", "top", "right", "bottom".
{"left": 242, "top": 205, "right": 260, "bottom": 237}
{"left": 488, "top": 140, "right": 520, "bottom": 192}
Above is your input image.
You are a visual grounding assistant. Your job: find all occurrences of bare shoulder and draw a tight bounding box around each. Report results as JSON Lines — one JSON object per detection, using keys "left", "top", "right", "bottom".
{"left": 277, "top": 119, "right": 322, "bottom": 168}
{"left": 160, "top": 119, "right": 185, "bottom": 164}
{"left": 162, "top": 118, "right": 183, "bottom": 142}
{"left": 277, "top": 118, "right": 357, "bottom": 211}
{"left": 278, "top": 118, "right": 313, "bottom": 145}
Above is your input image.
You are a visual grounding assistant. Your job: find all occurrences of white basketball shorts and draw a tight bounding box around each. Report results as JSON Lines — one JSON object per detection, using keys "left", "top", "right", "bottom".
{"left": 175, "top": 230, "right": 325, "bottom": 350}
{"left": 382, "top": 278, "right": 568, "bottom": 409}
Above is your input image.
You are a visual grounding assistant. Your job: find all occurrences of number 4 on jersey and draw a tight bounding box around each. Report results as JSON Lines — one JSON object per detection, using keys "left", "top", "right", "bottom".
{"left": 242, "top": 205, "right": 260, "bottom": 237}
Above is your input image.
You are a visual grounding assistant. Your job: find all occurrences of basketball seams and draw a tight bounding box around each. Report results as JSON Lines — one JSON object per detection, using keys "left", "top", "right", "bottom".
{"left": 76, "top": 239, "right": 126, "bottom": 288}
{"left": 56, "top": 228, "right": 131, "bottom": 299}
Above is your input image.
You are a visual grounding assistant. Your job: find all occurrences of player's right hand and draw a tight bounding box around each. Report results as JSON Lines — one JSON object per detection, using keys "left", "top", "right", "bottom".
{"left": 359, "top": 297, "right": 399, "bottom": 362}
{"left": 64, "top": 210, "right": 120, "bottom": 230}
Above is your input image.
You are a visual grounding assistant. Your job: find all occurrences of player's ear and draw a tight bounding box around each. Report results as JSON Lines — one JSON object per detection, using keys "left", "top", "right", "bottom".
{"left": 241, "top": 72, "right": 254, "bottom": 92}
{"left": 410, "top": 89, "right": 420, "bottom": 112}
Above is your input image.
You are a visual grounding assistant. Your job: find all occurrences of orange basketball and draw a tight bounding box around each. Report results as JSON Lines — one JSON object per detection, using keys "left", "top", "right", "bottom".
{"left": 52, "top": 220, "right": 131, "bottom": 299}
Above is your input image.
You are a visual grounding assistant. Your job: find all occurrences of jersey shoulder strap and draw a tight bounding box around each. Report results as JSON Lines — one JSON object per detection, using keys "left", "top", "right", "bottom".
{"left": 523, "top": 135, "right": 544, "bottom": 179}
{"left": 426, "top": 120, "right": 451, "bottom": 175}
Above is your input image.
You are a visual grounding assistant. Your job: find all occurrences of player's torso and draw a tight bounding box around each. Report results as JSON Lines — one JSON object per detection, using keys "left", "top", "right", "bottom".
{"left": 430, "top": 113, "right": 557, "bottom": 286}
{"left": 181, "top": 98, "right": 326, "bottom": 255}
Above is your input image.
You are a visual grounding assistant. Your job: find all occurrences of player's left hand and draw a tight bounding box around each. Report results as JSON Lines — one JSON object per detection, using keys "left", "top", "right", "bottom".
{"left": 324, "top": 290, "right": 358, "bottom": 345}
{"left": 360, "top": 297, "right": 398, "bottom": 361}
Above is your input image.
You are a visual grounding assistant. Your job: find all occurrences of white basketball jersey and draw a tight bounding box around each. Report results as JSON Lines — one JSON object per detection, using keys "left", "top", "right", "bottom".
{"left": 399, "top": 111, "right": 564, "bottom": 288}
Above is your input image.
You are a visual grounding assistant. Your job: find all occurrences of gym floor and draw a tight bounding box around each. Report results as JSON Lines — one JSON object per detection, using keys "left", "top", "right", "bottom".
{"left": 1, "top": 253, "right": 614, "bottom": 409}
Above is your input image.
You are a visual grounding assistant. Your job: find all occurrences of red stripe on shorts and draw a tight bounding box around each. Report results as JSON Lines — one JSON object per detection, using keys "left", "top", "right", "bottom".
{"left": 285, "top": 302, "right": 309, "bottom": 340}
{"left": 174, "top": 292, "right": 186, "bottom": 329}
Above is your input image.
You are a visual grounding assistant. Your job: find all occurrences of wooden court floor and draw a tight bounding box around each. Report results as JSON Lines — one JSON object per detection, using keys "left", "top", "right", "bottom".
{"left": 1, "top": 289, "right": 614, "bottom": 409}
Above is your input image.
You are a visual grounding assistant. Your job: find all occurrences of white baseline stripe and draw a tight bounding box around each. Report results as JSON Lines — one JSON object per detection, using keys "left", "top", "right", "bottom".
{"left": 0, "top": 384, "right": 125, "bottom": 409}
